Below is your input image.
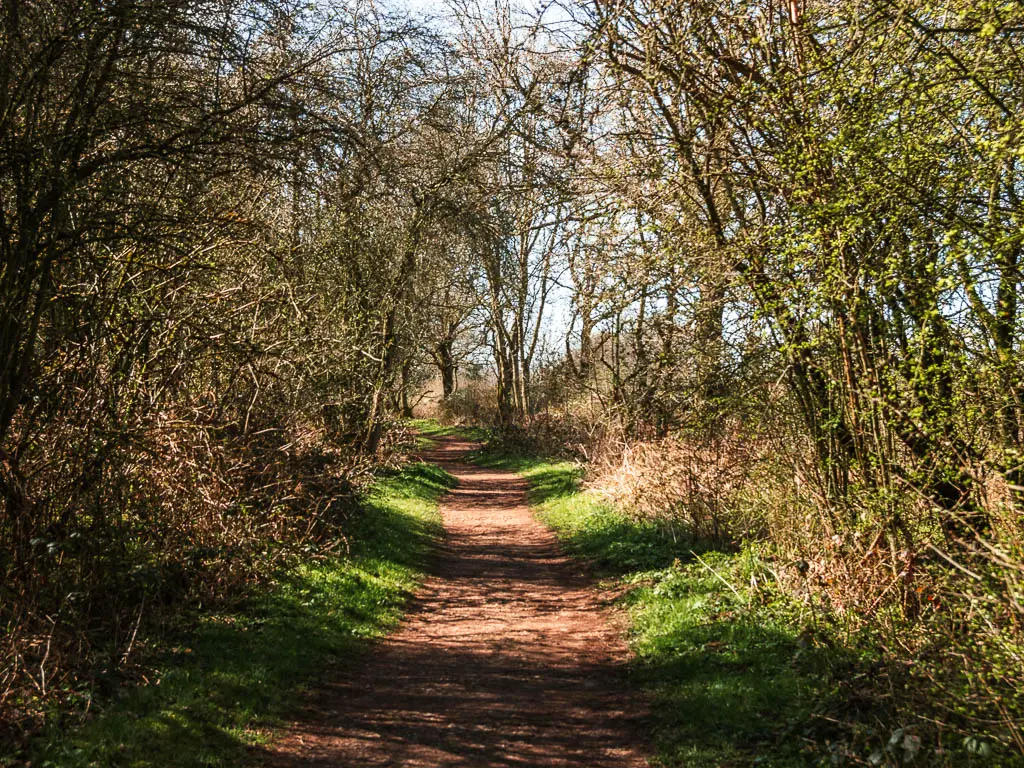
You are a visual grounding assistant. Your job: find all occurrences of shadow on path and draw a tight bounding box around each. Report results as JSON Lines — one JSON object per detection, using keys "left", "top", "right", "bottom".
{"left": 260, "top": 436, "right": 649, "bottom": 767}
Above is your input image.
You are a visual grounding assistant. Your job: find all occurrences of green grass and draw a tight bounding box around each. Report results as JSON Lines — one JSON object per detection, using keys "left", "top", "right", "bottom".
{"left": 472, "top": 448, "right": 685, "bottom": 571}
{"left": 408, "top": 418, "right": 491, "bottom": 448}
{"left": 27, "top": 461, "right": 454, "bottom": 768}
{"left": 474, "top": 446, "right": 830, "bottom": 767}
{"left": 478, "top": 444, "right": 1024, "bottom": 768}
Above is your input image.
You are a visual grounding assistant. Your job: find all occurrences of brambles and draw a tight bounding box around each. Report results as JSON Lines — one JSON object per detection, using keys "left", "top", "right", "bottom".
{"left": 4, "top": 0, "right": 1024, "bottom": 762}
{"left": 0, "top": 0, "right": 495, "bottom": 748}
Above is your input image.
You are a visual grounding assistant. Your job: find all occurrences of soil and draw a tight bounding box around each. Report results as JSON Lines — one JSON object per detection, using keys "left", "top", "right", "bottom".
{"left": 261, "top": 435, "right": 650, "bottom": 767}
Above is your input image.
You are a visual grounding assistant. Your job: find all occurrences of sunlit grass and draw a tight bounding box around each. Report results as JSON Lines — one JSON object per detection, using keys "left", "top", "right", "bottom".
{"left": 475, "top": 445, "right": 827, "bottom": 767}
{"left": 408, "top": 418, "right": 491, "bottom": 448}
{"left": 29, "top": 462, "right": 453, "bottom": 768}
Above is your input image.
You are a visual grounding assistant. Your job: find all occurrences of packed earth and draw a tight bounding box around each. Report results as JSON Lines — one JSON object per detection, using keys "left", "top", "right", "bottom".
{"left": 4, "top": 0, "right": 1024, "bottom": 764}
{"left": 264, "top": 435, "right": 649, "bottom": 767}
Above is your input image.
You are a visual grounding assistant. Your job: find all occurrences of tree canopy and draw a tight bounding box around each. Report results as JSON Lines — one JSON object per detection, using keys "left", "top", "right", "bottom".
{"left": 2, "top": 0, "right": 1024, "bottom": 761}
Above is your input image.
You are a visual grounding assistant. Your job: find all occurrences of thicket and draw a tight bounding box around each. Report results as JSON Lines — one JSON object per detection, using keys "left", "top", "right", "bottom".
{"left": 30, "top": 461, "right": 451, "bottom": 767}
{"left": 470, "top": 0, "right": 1024, "bottom": 759}
{"left": 0, "top": 0, "right": 536, "bottom": 748}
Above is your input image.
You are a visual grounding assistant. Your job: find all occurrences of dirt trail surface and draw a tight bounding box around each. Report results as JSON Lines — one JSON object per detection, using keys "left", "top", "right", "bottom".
{"left": 263, "top": 435, "right": 649, "bottom": 767}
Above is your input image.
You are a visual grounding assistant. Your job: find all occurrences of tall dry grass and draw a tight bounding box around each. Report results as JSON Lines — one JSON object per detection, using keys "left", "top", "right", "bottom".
{"left": 0, "top": 403, "right": 410, "bottom": 746}
{"left": 505, "top": 410, "right": 1024, "bottom": 752}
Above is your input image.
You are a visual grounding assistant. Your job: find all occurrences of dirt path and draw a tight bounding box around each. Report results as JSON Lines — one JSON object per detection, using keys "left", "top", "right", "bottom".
{"left": 263, "top": 436, "right": 649, "bottom": 767}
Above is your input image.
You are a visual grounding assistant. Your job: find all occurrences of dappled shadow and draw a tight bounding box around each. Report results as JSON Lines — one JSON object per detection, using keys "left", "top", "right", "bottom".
{"left": 632, "top": 616, "right": 811, "bottom": 765}
{"left": 522, "top": 467, "right": 585, "bottom": 506}
{"left": 31, "top": 462, "right": 452, "bottom": 767}
{"left": 261, "top": 641, "right": 645, "bottom": 767}
{"left": 262, "top": 436, "right": 649, "bottom": 767}
{"left": 465, "top": 446, "right": 845, "bottom": 766}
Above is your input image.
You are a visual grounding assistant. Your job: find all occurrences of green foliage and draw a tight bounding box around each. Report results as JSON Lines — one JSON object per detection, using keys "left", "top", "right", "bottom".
{"left": 496, "top": 444, "right": 1021, "bottom": 767}
{"left": 20, "top": 462, "right": 452, "bottom": 768}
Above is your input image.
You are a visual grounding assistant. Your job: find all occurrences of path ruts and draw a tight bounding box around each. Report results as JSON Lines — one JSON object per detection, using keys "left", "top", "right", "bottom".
{"left": 263, "top": 435, "right": 649, "bottom": 767}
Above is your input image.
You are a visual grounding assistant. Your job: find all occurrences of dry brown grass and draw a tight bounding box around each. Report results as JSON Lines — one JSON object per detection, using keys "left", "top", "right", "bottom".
{"left": 586, "top": 433, "right": 768, "bottom": 545}
{"left": 0, "top": 407, "right": 412, "bottom": 747}
{"left": 435, "top": 380, "right": 500, "bottom": 425}
{"left": 497, "top": 407, "right": 1024, "bottom": 752}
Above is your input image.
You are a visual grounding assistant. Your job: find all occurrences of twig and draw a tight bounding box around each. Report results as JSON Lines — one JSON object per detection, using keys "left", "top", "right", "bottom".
{"left": 120, "top": 598, "right": 145, "bottom": 667}
{"left": 35, "top": 616, "right": 57, "bottom": 698}
{"left": 925, "top": 542, "right": 982, "bottom": 581}
{"left": 691, "top": 550, "right": 745, "bottom": 602}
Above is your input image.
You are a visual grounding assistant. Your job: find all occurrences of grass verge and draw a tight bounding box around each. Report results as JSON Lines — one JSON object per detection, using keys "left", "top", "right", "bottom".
{"left": 25, "top": 461, "right": 454, "bottom": 768}
{"left": 408, "top": 418, "right": 491, "bottom": 449}
{"left": 471, "top": 446, "right": 871, "bottom": 768}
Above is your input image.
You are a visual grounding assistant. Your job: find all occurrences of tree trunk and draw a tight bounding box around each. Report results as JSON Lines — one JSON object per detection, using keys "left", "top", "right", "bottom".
{"left": 434, "top": 339, "right": 457, "bottom": 399}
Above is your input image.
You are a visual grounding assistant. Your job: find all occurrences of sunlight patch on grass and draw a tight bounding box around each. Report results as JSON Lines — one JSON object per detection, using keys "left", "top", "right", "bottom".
{"left": 477, "top": 446, "right": 817, "bottom": 767}
{"left": 408, "top": 418, "right": 490, "bottom": 447}
{"left": 30, "top": 462, "right": 453, "bottom": 768}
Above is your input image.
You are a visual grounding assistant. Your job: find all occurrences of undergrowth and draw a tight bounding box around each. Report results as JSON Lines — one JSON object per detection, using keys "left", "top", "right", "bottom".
{"left": 13, "top": 461, "right": 453, "bottom": 768}
{"left": 474, "top": 445, "right": 1017, "bottom": 768}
